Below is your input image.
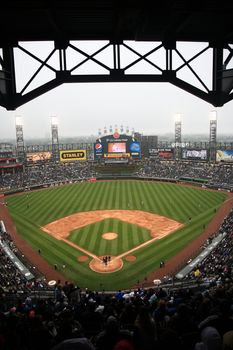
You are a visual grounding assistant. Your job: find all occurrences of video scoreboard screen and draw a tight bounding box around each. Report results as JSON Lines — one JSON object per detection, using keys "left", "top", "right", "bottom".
{"left": 158, "top": 149, "right": 174, "bottom": 159}
{"left": 26, "top": 151, "right": 52, "bottom": 163}
{"left": 108, "top": 142, "right": 126, "bottom": 153}
{"left": 94, "top": 133, "right": 141, "bottom": 159}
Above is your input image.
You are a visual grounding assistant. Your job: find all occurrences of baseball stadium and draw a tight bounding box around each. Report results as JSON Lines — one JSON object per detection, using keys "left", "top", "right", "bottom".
{"left": 0, "top": 129, "right": 233, "bottom": 293}
{"left": 1, "top": 2, "right": 233, "bottom": 350}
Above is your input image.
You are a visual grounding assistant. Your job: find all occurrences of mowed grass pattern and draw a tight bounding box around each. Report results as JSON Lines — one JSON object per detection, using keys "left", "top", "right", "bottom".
{"left": 68, "top": 218, "right": 152, "bottom": 256}
{"left": 7, "top": 181, "right": 226, "bottom": 290}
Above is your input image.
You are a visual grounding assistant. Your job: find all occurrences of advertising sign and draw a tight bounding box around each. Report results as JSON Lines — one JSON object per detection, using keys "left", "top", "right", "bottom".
{"left": 103, "top": 153, "right": 130, "bottom": 158}
{"left": 60, "top": 150, "right": 86, "bottom": 162}
{"left": 216, "top": 150, "right": 233, "bottom": 162}
{"left": 182, "top": 149, "right": 208, "bottom": 160}
{"left": 26, "top": 152, "right": 52, "bottom": 162}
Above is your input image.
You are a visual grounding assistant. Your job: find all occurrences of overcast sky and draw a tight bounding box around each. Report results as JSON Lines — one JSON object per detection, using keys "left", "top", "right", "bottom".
{"left": 0, "top": 41, "right": 233, "bottom": 140}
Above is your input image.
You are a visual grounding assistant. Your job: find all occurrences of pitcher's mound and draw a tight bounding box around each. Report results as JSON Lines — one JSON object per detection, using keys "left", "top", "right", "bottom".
{"left": 125, "top": 255, "right": 136, "bottom": 262}
{"left": 102, "top": 232, "right": 118, "bottom": 240}
{"left": 90, "top": 257, "right": 123, "bottom": 273}
{"left": 78, "top": 256, "right": 89, "bottom": 262}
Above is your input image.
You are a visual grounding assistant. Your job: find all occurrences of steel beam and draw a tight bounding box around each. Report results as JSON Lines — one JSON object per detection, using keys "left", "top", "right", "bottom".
{"left": 1, "top": 41, "right": 233, "bottom": 109}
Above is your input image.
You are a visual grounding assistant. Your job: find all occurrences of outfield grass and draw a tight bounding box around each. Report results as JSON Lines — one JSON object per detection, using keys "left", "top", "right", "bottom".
{"left": 7, "top": 180, "right": 226, "bottom": 290}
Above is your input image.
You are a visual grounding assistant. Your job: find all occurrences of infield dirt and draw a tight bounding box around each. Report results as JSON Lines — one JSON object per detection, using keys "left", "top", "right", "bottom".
{"left": 42, "top": 209, "right": 183, "bottom": 273}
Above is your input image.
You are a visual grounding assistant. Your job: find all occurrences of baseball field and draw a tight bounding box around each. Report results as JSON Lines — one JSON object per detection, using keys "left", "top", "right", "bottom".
{"left": 7, "top": 180, "right": 226, "bottom": 291}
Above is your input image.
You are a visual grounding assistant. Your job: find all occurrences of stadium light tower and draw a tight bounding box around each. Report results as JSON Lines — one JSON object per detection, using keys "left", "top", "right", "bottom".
{"left": 174, "top": 113, "right": 182, "bottom": 159}
{"left": 15, "top": 115, "right": 25, "bottom": 161}
{"left": 209, "top": 109, "right": 217, "bottom": 162}
{"left": 50, "top": 116, "right": 59, "bottom": 162}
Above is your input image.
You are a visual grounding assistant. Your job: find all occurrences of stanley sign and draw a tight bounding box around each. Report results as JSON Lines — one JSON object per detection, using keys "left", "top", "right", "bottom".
{"left": 60, "top": 150, "right": 86, "bottom": 162}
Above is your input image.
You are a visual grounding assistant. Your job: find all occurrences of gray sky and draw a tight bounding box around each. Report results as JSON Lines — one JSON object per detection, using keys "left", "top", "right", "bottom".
{"left": 0, "top": 41, "right": 233, "bottom": 140}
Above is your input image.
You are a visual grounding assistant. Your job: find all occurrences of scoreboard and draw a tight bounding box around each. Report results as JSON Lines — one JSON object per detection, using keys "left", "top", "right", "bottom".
{"left": 94, "top": 133, "right": 141, "bottom": 160}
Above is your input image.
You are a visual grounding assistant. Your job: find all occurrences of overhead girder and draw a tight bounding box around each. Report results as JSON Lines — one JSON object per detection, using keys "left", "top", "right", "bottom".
{"left": 1, "top": 40, "right": 233, "bottom": 110}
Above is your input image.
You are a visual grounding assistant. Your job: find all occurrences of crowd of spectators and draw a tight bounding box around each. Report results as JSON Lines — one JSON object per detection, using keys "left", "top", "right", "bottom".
{"left": 210, "top": 164, "right": 233, "bottom": 188}
{"left": 137, "top": 160, "right": 233, "bottom": 188}
{"left": 137, "top": 160, "right": 215, "bottom": 179}
{"left": 0, "top": 257, "right": 233, "bottom": 349}
{"left": 0, "top": 160, "right": 233, "bottom": 191}
{"left": 186, "top": 209, "right": 233, "bottom": 285}
{"left": 0, "top": 162, "right": 96, "bottom": 190}
{"left": 0, "top": 227, "right": 48, "bottom": 294}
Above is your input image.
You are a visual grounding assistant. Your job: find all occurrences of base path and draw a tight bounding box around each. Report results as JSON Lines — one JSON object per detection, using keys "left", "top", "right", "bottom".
{"left": 42, "top": 209, "right": 183, "bottom": 239}
{"left": 42, "top": 209, "right": 183, "bottom": 273}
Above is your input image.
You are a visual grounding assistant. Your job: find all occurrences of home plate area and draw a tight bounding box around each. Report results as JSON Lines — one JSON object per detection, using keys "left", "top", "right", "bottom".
{"left": 90, "top": 256, "right": 123, "bottom": 273}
